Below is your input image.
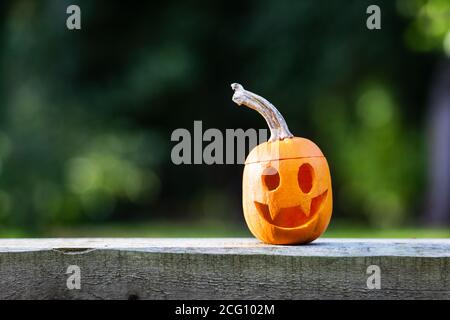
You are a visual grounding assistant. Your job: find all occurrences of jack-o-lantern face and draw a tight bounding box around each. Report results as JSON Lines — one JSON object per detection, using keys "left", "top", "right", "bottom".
{"left": 255, "top": 161, "right": 328, "bottom": 228}
{"left": 242, "top": 138, "right": 332, "bottom": 244}
{"left": 232, "top": 84, "right": 333, "bottom": 245}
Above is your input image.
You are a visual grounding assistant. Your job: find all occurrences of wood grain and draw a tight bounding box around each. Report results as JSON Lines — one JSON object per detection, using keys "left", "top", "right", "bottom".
{"left": 0, "top": 238, "right": 449, "bottom": 299}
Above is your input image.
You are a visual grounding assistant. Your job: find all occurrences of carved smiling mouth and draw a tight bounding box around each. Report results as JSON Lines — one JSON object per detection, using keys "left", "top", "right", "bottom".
{"left": 254, "top": 190, "right": 328, "bottom": 228}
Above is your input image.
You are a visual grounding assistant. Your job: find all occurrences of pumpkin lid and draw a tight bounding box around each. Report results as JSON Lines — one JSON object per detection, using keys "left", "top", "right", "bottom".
{"left": 245, "top": 137, "right": 324, "bottom": 164}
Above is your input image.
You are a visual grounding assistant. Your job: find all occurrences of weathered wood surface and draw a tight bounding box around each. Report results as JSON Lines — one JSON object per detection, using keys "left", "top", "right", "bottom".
{"left": 0, "top": 238, "right": 449, "bottom": 300}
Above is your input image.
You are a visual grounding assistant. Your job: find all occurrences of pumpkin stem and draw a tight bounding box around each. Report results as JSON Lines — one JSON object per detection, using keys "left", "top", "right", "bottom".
{"left": 231, "top": 83, "right": 293, "bottom": 142}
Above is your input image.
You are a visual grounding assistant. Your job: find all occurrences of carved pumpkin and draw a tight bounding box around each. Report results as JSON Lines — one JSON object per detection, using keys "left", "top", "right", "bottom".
{"left": 231, "top": 83, "right": 332, "bottom": 245}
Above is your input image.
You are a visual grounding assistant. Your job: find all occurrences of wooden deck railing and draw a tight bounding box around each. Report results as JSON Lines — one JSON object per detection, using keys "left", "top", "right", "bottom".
{"left": 0, "top": 238, "right": 449, "bottom": 299}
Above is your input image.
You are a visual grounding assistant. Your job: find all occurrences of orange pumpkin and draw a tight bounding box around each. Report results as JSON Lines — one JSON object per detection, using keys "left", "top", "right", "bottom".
{"left": 231, "top": 83, "right": 332, "bottom": 245}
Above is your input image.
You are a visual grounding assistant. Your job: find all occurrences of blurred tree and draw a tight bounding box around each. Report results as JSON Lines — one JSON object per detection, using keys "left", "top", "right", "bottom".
{"left": 0, "top": 0, "right": 443, "bottom": 232}
{"left": 398, "top": 0, "right": 450, "bottom": 224}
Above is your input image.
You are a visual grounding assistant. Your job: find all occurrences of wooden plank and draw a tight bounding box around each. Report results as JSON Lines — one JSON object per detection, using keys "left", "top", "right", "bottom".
{"left": 0, "top": 238, "right": 449, "bottom": 299}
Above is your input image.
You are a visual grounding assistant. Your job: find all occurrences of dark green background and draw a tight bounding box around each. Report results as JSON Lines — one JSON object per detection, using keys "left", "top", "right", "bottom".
{"left": 0, "top": 0, "right": 449, "bottom": 237}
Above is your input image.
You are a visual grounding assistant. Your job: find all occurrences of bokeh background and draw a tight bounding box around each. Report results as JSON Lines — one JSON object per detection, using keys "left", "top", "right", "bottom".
{"left": 0, "top": 0, "right": 449, "bottom": 237}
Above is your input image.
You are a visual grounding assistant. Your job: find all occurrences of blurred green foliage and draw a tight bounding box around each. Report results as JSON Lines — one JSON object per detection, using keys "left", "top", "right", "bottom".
{"left": 399, "top": 0, "right": 450, "bottom": 54}
{"left": 0, "top": 0, "right": 448, "bottom": 234}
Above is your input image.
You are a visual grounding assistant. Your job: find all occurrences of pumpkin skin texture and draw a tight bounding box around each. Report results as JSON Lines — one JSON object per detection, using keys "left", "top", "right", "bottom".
{"left": 243, "top": 138, "right": 332, "bottom": 244}
{"left": 231, "top": 84, "right": 333, "bottom": 245}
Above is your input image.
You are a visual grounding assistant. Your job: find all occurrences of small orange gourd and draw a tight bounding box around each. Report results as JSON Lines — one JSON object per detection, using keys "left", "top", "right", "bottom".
{"left": 231, "top": 83, "right": 332, "bottom": 245}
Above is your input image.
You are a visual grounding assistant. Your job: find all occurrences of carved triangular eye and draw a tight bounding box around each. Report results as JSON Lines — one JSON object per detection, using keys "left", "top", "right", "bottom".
{"left": 298, "top": 163, "right": 314, "bottom": 193}
{"left": 262, "top": 166, "right": 280, "bottom": 191}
